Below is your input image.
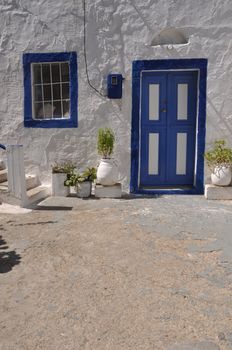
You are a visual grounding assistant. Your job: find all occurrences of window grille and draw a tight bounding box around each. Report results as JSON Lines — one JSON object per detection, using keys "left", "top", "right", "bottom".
{"left": 32, "top": 62, "right": 70, "bottom": 120}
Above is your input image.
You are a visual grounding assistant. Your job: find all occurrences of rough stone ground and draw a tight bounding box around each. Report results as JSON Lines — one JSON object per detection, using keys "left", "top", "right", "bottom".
{"left": 0, "top": 195, "right": 232, "bottom": 350}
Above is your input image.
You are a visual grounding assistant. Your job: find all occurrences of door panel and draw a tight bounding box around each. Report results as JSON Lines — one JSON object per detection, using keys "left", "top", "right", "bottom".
{"left": 166, "top": 126, "right": 196, "bottom": 185}
{"left": 167, "top": 72, "right": 197, "bottom": 127}
{"left": 140, "top": 127, "right": 166, "bottom": 186}
{"left": 176, "top": 132, "right": 187, "bottom": 175}
{"left": 141, "top": 73, "right": 167, "bottom": 126}
{"left": 140, "top": 71, "right": 198, "bottom": 187}
{"left": 148, "top": 133, "right": 159, "bottom": 175}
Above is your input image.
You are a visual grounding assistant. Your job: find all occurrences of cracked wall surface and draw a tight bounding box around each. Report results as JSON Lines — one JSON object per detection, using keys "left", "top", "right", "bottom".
{"left": 0, "top": 0, "right": 232, "bottom": 189}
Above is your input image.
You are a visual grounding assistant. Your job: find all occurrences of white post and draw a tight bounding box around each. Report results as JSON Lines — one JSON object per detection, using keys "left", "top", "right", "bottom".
{"left": 6, "top": 145, "right": 27, "bottom": 204}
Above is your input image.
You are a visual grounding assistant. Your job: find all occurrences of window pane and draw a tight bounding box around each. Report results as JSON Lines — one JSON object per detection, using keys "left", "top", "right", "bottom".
{"left": 42, "top": 64, "right": 51, "bottom": 83}
{"left": 33, "top": 64, "right": 41, "bottom": 84}
{"left": 43, "top": 103, "right": 54, "bottom": 119}
{"left": 63, "top": 100, "right": 70, "bottom": 118}
{"left": 176, "top": 133, "right": 187, "bottom": 175}
{"left": 34, "top": 85, "right": 43, "bottom": 102}
{"left": 52, "top": 64, "right": 60, "bottom": 83}
{"left": 149, "top": 84, "right": 159, "bottom": 120}
{"left": 148, "top": 133, "right": 159, "bottom": 175}
{"left": 61, "top": 63, "right": 69, "bottom": 82}
{"left": 53, "top": 101, "right": 62, "bottom": 118}
{"left": 34, "top": 103, "right": 44, "bottom": 119}
{"left": 52, "top": 84, "right": 61, "bottom": 100}
{"left": 177, "top": 84, "right": 188, "bottom": 120}
{"left": 62, "top": 83, "right": 69, "bottom": 99}
{"left": 43, "top": 84, "right": 52, "bottom": 101}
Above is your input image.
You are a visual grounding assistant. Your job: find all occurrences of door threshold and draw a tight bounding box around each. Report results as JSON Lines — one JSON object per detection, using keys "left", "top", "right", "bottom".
{"left": 140, "top": 185, "right": 194, "bottom": 191}
{"left": 133, "top": 186, "right": 202, "bottom": 195}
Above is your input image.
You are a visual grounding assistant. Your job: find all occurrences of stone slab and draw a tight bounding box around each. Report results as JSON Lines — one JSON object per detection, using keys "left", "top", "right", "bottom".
{"left": 205, "top": 184, "right": 232, "bottom": 200}
{"left": 95, "top": 183, "right": 122, "bottom": 198}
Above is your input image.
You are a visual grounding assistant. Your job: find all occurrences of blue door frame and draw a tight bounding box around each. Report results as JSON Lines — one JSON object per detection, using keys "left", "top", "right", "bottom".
{"left": 130, "top": 59, "right": 207, "bottom": 195}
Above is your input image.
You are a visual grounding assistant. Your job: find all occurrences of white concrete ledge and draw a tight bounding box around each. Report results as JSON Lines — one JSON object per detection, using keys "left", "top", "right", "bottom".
{"left": 205, "top": 184, "right": 232, "bottom": 200}
{"left": 95, "top": 183, "right": 122, "bottom": 198}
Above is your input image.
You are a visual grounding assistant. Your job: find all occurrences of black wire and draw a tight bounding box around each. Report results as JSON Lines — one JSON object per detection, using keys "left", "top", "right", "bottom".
{"left": 83, "top": 0, "right": 106, "bottom": 98}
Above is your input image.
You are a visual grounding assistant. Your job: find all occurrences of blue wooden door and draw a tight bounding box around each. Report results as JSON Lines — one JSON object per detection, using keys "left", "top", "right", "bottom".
{"left": 140, "top": 71, "right": 198, "bottom": 187}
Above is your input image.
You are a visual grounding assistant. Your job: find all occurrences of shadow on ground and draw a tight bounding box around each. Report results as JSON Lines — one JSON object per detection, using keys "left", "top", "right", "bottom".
{"left": 35, "top": 206, "right": 73, "bottom": 211}
{"left": 7, "top": 220, "right": 58, "bottom": 226}
{"left": 0, "top": 225, "right": 21, "bottom": 273}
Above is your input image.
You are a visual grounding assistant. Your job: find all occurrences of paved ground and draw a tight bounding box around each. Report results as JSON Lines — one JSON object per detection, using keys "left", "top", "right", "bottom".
{"left": 0, "top": 195, "right": 232, "bottom": 350}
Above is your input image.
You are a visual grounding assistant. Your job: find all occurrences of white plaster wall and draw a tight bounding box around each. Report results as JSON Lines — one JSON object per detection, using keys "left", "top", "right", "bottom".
{"left": 0, "top": 0, "right": 232, "bottom": 190}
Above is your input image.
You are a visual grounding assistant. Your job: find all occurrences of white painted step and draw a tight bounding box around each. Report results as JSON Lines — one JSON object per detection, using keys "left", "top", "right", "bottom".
{"left": 0, "top": 174, "right": 39, "bottom": 190}
{"left": 0, "top": 182, "right": 8, "bottom": 192}
{"left": 0, "top": 169, "right": 7, "bottom": 183}
{"left": 0, "top": 185, "right": 50, "bottom": 207}
{"left": 95, "top": 183, "right": 122, "bottom": 198}
{"left": 26, "top": 186, "right": 50, "bottom": 205}
{"left": 0, "top": 190, "right": 21, "bottom": 206}
{"left": 0, "top": 160, "right": 5, "bottom": 170}
{"left": 205, "top": 184, "right": 232, "bottom": 200}
{"left": 25, "top": 174, "right": 40, "bottom": 190}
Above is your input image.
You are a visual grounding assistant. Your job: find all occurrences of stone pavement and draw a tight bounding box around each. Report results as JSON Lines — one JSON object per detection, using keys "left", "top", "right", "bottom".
{"left": 0, "top": 195, "right": 232, "bottom": 350}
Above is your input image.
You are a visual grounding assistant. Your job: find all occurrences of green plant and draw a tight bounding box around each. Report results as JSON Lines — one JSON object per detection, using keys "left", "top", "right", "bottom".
{"left": 64, "top": 172, "right": 79, "bottom": 187}
{"left": 97, "top": 128, "right": 115, "bottom": 158}
{"left": 52, "top": 161, "right": 76, "bottom": 174}
{"left": 79, "top": 167, "right": 97, "bottom": 182}
{"left": 64, "top": 167, "right": 97, "bottom": 187}
{"left": 204, "top": 140, "right": 232, "bottom": 171}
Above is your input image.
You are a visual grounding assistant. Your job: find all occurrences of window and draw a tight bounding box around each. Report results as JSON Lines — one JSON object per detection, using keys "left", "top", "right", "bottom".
{"left": 23, "top": 52, "right": 77, "bottom": 128}
{"left": 32, "top": 62, "right": 70, "bottom": 119}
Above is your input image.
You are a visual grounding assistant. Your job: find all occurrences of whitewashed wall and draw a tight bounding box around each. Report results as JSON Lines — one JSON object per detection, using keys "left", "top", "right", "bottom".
{"left": 0, "top": 0, "right": 232, "bottom": 189}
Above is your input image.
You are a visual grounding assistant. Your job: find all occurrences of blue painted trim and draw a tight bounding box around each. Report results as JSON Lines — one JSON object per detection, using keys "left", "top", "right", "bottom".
{"left": 23, "top": 52, "right": 78, "bottom": 128}
{"left": 132, "top": 188, "right": 202, "bottom": 195}
{"left": 130, "top": 58, "right": 207, "bottom": 195}
{"left": 0, "top": 144, "right": 6, "bottom": 150}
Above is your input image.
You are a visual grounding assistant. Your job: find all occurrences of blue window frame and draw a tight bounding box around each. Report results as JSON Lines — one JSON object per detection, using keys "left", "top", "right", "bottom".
{"left": 23, "top": 52, "right": 78, "bottom": 128}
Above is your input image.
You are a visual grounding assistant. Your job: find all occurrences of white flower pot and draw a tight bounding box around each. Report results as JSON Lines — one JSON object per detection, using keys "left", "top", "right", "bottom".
{"left": 76, "top": 181, "right": 92, "bottom": 198}
{"left": 52, "top": 173, "right": 69, "bottom": 196}
{"left": 97, "top": 158, "right": 118, "bottom": 186}
{"left": 211, "top": 166, "right": 232, "bottom": 186}
{"left": 69, "top": 186, "right": 76, "bottom": 194}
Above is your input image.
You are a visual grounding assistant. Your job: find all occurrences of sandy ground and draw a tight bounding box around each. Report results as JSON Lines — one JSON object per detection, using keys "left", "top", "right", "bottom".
{"left": 0, "top": 195, "right": 232, "bottom": 350}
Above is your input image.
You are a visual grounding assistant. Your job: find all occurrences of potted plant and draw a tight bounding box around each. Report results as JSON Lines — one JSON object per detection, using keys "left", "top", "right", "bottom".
{"left": 204, "top": 140, "right": 232, "bottom": 186}
{"left": 77, "top": 167, "right": 97, "bottom": 198}
{"left": 96, "top": 128, "right": 119, "bottom": 186}
{"left": 64, "top": 167, "right": 97, "bottom": 198}
{"left": 63, "top": 171, "right": 79, "bottom": 194}
{"left": 52, "top": 162, "right": 75, "bottom": 196}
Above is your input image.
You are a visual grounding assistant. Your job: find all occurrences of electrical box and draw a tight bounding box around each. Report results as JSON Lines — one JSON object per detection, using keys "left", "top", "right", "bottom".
{"left": 107, "top": 74, "right": 123, "bottom": 99}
